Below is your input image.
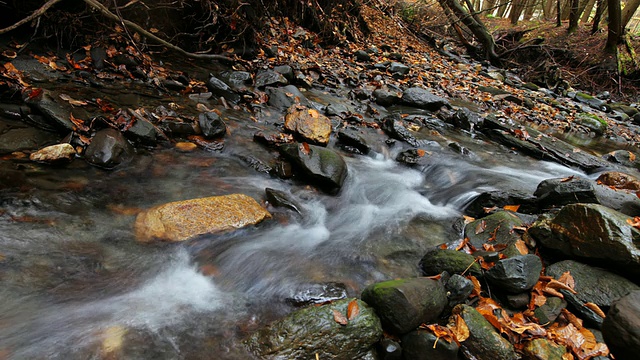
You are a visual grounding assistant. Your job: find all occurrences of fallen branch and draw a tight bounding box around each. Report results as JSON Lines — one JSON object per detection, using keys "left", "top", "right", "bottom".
{"left": 0, "top": 0, "right": 63, "bottom": 35}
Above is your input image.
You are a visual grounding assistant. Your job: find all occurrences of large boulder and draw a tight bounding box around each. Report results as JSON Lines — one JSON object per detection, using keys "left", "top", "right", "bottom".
{"left": 529, "top": 204, "right": 640, "bottom": 274}
{"left": 84, "top": 128, "right": 134, "bottom": 169}
{"left": 401, "top": 87, "right": 449, "bottom": 111}
{"left": 134, "top": 194, "right": 271, "bottom": 242}
{"left": 452, "top": 304, "right": 519, "bottom": 360}
{"left": 245, "top": 298, "right": 382, "bottom": 359}
{"left": 278, "top": 143, "right": 348, "bottom": 192}
{"left": 284, "top": 105, "right": 332, "bottom": 145}
{"left": 464, "top": 211, "right": 524, "bottom": 250}
{"left": 361, "top": 278, "right": 447, "bottom": 335}
{"left": 603, "top": 290, "right": 640, "bottom": 360}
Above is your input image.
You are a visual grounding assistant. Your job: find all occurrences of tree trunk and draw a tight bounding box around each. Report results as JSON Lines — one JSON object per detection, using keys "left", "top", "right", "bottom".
{"left": 496, "top": 0, "right": 510, "bottom": 17}
{"left": 591, "top": 0, "right": 607, "bottom": 32}
{"left": 622, "top": 0, "right": 640, "bottom": 28}
{"left": 438, "top": 0, "right": 501, "bottom": 63}
{"left": 568, "top": 0, "right": 581, "bottom": 32}
{"left": 605, "top": 0, "right": 622, "bottom": 53}
{"left": 509, "top": 0, "right": 528, "bottom": 24}
{"left": 557, "top": 0, "right": 563, "bottom": 25}
{"left": 523, "top": 0, "right": 537, "bottom": 20}
{"left": 581, "top": 0, "right": 597, "bottom": 22}
{"left": 483, "top": 0, "right": 498, "bottom": 13}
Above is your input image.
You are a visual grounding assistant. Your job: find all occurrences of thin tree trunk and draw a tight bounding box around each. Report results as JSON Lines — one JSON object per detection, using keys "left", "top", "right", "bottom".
{"left": 581, "top": 0, "right": 597, "bottom": 22}
{"left": 557, "top": 0, "right": 563, "bottom": 25}
{"left": 605, "top": 0, "right": 622, "bottom": 53}
{"left": 568, "top": 0, "right": 581, "bottom": 32}
{"left": 497, "top": 0, "right": 510, "bottom": 17}
{"left": 544, "top": 0, "right": 555, "bottom": 19}
{"left": 592, "top": 0, "right": 608, "bottom": 33}
{"left": 510, "top": 0, "right": 528, "bottom": 24}
{"left": 483, "top": 0, "right": 498, "bottom": 13}
{"left": 523, "top": 0, "right": 537, "bottom": 20}
{"left": 622, "top": 0, "right": 640, "bottom": 28}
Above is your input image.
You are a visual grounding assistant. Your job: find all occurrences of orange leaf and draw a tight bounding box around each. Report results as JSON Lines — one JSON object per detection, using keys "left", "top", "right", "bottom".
{"left": 629, "top": 152, "right": 636, "bottom": 161}
{"left": 448, "top": 314, "right": 469, "bottom": 342}
{"left": 584, "top": 302, "right": 606, "bottom": 318}
{"left": 561, "top": 175, "right": 575, "bottom": 183}
{"left": 333, "top": 309, "right": 348, "bottom": 325}
{"left": 27, "top": 88, "right": 43, "bottom": 100}
{"left": 300, "top": 142, "right": 310, "bottom": 155}
{"left": 347, "top": 299, "right": 360, "bottom": 320}
{"left": 503, "top": 204, "right": 520, "bottom": 212}
{"left": 416, "top": 149, "right": 426, "bottom": 157}
{"left": 514, "top": 240, "right": 529, "bottom": 255}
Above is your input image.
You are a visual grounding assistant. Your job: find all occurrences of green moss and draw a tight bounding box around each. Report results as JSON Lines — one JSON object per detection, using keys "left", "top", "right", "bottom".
{"left": 578, "top": 112, "right": 607, "bottom": 127}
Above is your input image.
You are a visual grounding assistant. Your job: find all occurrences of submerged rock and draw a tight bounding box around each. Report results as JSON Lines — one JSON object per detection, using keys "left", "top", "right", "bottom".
{"left": 255, "top": 69, "right": 288, "bottom": 89}
{"left": 266, "top": 85, "right": 310, "bottom": 110}
{"left": 603, "top": 290, "right": 640, "bottom": 360}
{"left": 134, "top": 194, "right": 271, "bottom": 242}
{"left": 361, "top": 277, "right": 447, "bottom": 335}
{"left": 198, "top": 112, "right": 227, "bottom": 139}
{"left": 278, "top": 142, "right": 348, "bottom": 192}
{"left": 84, "top": 128, "right": 134, "bottom": 169}
{"left": 284, "top": 104, "right": 332, "bottom": 145}
{"left": 245, "top": 298, "right": 382, "bottom": 359}
{"left": 29, "top": 143, "right": 76, "bottom": 164}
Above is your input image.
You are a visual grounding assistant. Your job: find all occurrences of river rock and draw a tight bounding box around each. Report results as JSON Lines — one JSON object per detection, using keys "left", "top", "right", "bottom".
{"left": 124, "top": 117, "right": 157, "bottom": 145}
{"left": 401, "top": 87, "right": 449, "bottom": 111}
{"left": 373, "top": 88, "right": 402, "bottom": 106}
{"left": 575, "top": 92, "right": 608, "bottom": 111}
{"left": 265, "top": 188, "right": 302, "bottom": 214}
{"left": 84, "top": 128, "right": 134, "bottom": 169}
{"left": 534, "top": 176, "right": 597, "bottom": 208}
{"left": 452, "top": 304, "right": 519, "bottom": 360}
{"left": 278, "top": 143, "right": 348, "bottom": 192}
{"left": 419, "top": 248, "right": 482, "bottom": 277}
{"left": 354, "top": 50, "right": 371, "bottom": 62}
{"left": 445, "top": 274, "right": 475, "bottom": 307}
{"left": 24, "top": 89, "right": 75, "bottom": 132}
{"left": 337, "top": 129, "right": 371, "bottom": 154}
{"left": 464, "top": 211, "right": 524, "bottom": 249}
{"left": 286, "top": 282, "right": 347, "bottom": 306}
{"left": 361, "top": 277, "right": 447, "bottom": 335}
{"left": 401, "top": 329, "right": 459, "bottom": 360}
{"left": 575, "top": 112, "right": 607, "bottom": 135}
{"left": 134, "top": 194, "right": 272, "bottom": 242}
{"left": 522, "top": 338, "right": 567, "bottom": 360}
{"left": 245, "top": 298, "right": 382, "bottom": 359}
{"left": 255, "top": 69, "right": 288, "bottom": 88}
{"left": 273, "top": 65, "right": 294, "bottom": 82}
{"left": 485, "top": 254, "right": 542, "bottom": 293}
{"left": 29, "top": 143, "right": 76, "bottom": 164}
{"left": 396, "top": 149, "right": 427, "bottom": 166}
{"left": 377, "top": 338, "right": 402, "bottom": 360}
{"left": 0, "top": 125, "right": 59, "bottom": 154}
{"left": 284, "top": 105, "right": 332, "bottom": 145}
{"left": 602, "top": 290, "right": 640, "bottom": 360}
{"left": 529, "top": 204, "right": 640, "bottom": 273}
{"left": 206, "top": 76, "right": 241, "bottom": 104}
{"left": 546, "top": 260, "right": 640, "bottom": 307}
{"left": 380, "top": 114, "right": 419, "bottom": 147}
{"left": 198, "top": 112, "right": 227, "bottom": 138}
{"left": 463, "top": 190, "right": 539, "bottom": 217}
{"left": 446, "top": 107, "right": 482, "bottom": 132}
{"left": 533, "top": 296, "right": 566, "bottom": 325}
{"left": 389, "top": 62, "right": 410, "bottom": 76}
{"left": 266, "top": 85, "right": 310, "bottom": 110}
{"left": 597, "top": 171, "right": 640, "bottom": 190}
{"left": 603, "top": 150, "right": 640, "bottom": 169}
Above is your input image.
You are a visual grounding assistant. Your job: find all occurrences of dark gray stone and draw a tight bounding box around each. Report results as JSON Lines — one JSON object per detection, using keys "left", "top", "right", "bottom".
{"left": 337, "top": 129, "right": 371, "bottom": 155}
{"left": 265, "top": 188, "right": 302, "bottom": 214}
{"left": 0, "top": 126, "right": 58, "bottom": 154}
{"left": 533, "top": 297, "right": 566, "bottom": 325}
{"left": 575, "top": 92, "right": 608, "bottom": 111}
{"left": 361, "top": 278, "right": 447, "bottom": 335}
{"left": 380, "top": 114, "right": 419, "bottom": 147}
{"left": 389, "top": 62, "right": 409, "bottom": 76}
{"left": 354, "top": 50, "right": 371, "bottom": 62}
{"left": 274, "top": 65, "right": 294, "bottom": 82}
{"left": 124, "top": 118, "right": 158, "bottom": 145}
{"left": 463, "top": 190, "right": 539, "bottom": 218}
{"left": 206, "top": 76, "right": 241, "bottom": 103}
{"left": 245, "top": 298, "right": 382, "bottom": 359}
{"left": 402, "top": 87, "right": 450, "bottom": 111}
{"left": 378, "top": 338, "right": 402, "bottom": 360}
{"left": 255, "top": 70, "right": 288, "bottom": 88}
{"left": 603, "top": 290, "right": 640, "bottom": 360}
{"left": 396, "top": 149, "right": 426, "bottom": 166}
{"left": 266, "top": 85, "right": 310, "bottom": 110}
{"left": 464, "top": 211, "right": 525, "bottom": 250}
{"left": 486, "top": 255, "right": 542, "bottom": 293}
{"left": 602, "top": 150, "right": 640, "bottom": 169}
{"left": 198, "top": 112, "right": 227, "bottom": 138}
{"left": 373, "top": 88, "right": 402, "bottom": 107}
{"left": 25, "top": 89, "right": 75, "bottom": 132}
{"left": 534, "top": 176, "right": 598, "bottom": 208}
{"left": 452, "top": 304, "right": 518, "bottom": 360}
{"left": 447, "top": 108, "right": 482, "bottom": 132}
{"left": 401, "top": 329, "right": 459, "bottom": 360}
{"left": 419, "top": 249, "right": 482, "bottom": 277}
{"left": 84, "top": 128, "right": 134, "bottom": 169}
{"left": 278, "top": 143, "right": 348, "bottom": 192}
{"left": 445, "top": 274, "right": 474, "bottom": 307}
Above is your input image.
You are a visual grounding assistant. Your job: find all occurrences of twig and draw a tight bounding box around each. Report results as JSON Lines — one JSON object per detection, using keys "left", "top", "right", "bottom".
{"left": 0, "top": 0, "right": 63, "bottom": 34}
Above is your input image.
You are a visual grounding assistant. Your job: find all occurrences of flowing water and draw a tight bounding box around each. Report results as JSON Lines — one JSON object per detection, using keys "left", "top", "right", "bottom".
{"left": 0, "top": 77, "right": 591, "bottom": 358}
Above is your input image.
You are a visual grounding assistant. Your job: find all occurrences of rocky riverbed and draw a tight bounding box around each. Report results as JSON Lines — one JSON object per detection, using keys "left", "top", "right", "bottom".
{"left": 1, "top": 5, "right": 640, "bottom": 360}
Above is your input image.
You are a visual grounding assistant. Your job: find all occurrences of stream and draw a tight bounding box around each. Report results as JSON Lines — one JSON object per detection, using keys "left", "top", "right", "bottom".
{"left": 0, "top": 56, "right": 606, "bottom": 359}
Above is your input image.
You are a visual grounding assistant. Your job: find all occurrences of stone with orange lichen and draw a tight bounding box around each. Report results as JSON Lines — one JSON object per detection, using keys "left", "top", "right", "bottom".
{"left": 284, "top": 105, "right": 331, "bottom": 145}
{"left": 135, "top": 194, "right": 271, "bottom": 242}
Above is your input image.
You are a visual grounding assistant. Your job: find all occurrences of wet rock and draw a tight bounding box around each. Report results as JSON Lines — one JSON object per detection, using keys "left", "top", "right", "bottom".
{"left": 485, "top": 254, "right": 542, "bottom": 293}
{"left": 124, "top": 118, "right": 158, "bottom": 145}
{"left": 361, "top": 277, "right": 447, "bottom": 335}
{"left": 206, "top": 76, "right": 241, "bottom": 104}
{"left": 446, "top": 108, "right": 482, "bottom": 132}
{"left": 373, "top": 88, "right": 402, "bottom": 107}
{"left": 278, "top": 143, "right": 348, "bottom": 192}
{"left": 529, "top": 205, "right": 640, "bottom": 274}
{"left": 377, "top": 338, "right": 402, "bottom": 360}
{"left": 134, "top": 194, "right": 272, "bottom": 242}
{"left": 401, "top": 87, "right": 450, "bottom": 111}
{"left": 29, "top": 143, "right": 76, "bottom": 164}
{"left": 396, "top": 149, "right": 426, "bottom": 166}
{"left": 452, "top": 304, "right": 518, "bottom": 360}
{"left": 325, "top": 103, "right": 350, "bottom": 117}
{"left": 274, "top": 65, "right": 294, "bottom": 82}
{"left": 522, "top": 338, "right": 567, "bottom": 360}
{"left": 610, "top": 103, "right": 638, "bottom": 117}
{"left": 90, "top": 47, "right": 108, "bottom": 70}
{"left": 575, "top": 113, "right": 607, "bottom": 135}
{"left": 84, "top": 128, "right": 134, "bottom": 169}
{"left": 0, "top": 126, "right": 59, "bottom": 154}
{"left": 286, "top": 282, "right": 347, "bottom": 306}
{"left": 602, "top": 290, "right": 640, "bottom": 360}
{"left": 223, "top": 71, "right": 252, "bottom": 88}
{"left": 464, "top": 211, "right": 524, "bottom": 249}
{"left": 284, "top": 105, "right": 332, "bottom": 145}
{"left": 602, "top": 150, "right": 640, "bottom": 169}
{"left": 445, "top": 274, "right": 474, "bottom": 307}
{"left": 354, "top": 50, "right": 371, "bottom": 62}
{"left": 255, "top": 70, "right": 288, "bottom": 89}
{"left": 534, "top": 176, "right": 598, "bottom": 208}
{"left": 575, "top": 92, "right": 608, "bottom": 111}
{"left": 198, "top": 112, "right": 227, "bottom": 139}
{"left": 419, "top": 249, "right": 482, "bottom": 277}
{"left": 401, "top": 329, "right": 459, "bottom": 360}
{"left": 337, "top": 129, "right": 371, "bottom": 154}
{"left": 253, "top": 130, "right": 294, "bottom": 146}
{"left": 245, "top": 298, "right": 382, "bottom": 359}
{"left": 597, "top": 171, "right": 640, "bottom": 190}
{"left": 389, "top": 62, "right": 409, "bottom": 76}
{"left": 506, "top": 293, "right": 530, "bottom": 309}
{"left": 546, "top": 260, "right": 640, "bottom": 308}
{"left": 533, "top": 296, "right": 566, "bottom": 325}
{"left": 175, "top": 142, "right": 197, "bottom": 152}
{"left": 380, "top": 114, "right": 419, "bottom": 147}
{"left": 162, "top": 79, "right": 186, "bottom": 91}
{"left": 158, "top": 119, "right": 197, "bottom": 137}
{"left": 25, "top": 89, "right": 75, "bottom": 132}
{"left": 266, "top": 85, "right": 310, "bottom": 110}
{"left": 265, "top": 187, "right": 302, "bottom": 214}
{"left": 463, "top": 190, "right": 539, "bottom": 218}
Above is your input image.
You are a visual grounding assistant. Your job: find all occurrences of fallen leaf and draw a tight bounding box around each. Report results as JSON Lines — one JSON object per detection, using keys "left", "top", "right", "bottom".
{"left": 503, "top": 204, "right": 520, "bottom": 212}
{"left": 474, "top": 220, "right": 486, "bottom": 234}
{"left": 59, "top": 93, "right": 88, "bottom": 106}
{"left": 560, "top": 175, "right": 575, "bottom": 182}
{"left": 583, "top": 302, "right": 606, "bottom": 318}
{"left": 2, "top": 50, "right": 16, "bottom": 59}
{"left": 300, "top": 142, "right": 311, "bottom": 155}
{"left": 629, "top": 152, "right": 636, "bottom": 161}
{"left": 448, "top": 314, "right": 469, "bottom": 342}
{"left": 347, "top": 299, "right": 360, "bottom": 320}
{"left": 514, "top": 239, "right": 529, "bottom": 255}
{"left": 333, "top": 309, "right": 348, "bottom": 325}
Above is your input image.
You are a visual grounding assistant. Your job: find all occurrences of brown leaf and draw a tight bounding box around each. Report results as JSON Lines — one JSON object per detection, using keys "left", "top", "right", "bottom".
{"left": 557, "top": 271, "right": 576, "bottom": 291}
{"left": 300, "top": 142, "right": 311, "bottom": 155}
{"left": 561, "top": 175, "right": 575, "bottom": 183}
{"left": 514, "top": 240, "right": 529, "bottom": 255}
{"left": 629, "top": 152, "right": 636, "bottom": 162}
{"left": 333, "top": 309, "right": 348, "bottom": 326}
{"left": 59, "top": 93, "right": 88, "bottom": 106}
{"left": 347, "top": 299, "right": 360, "bottom": 320}
{"left": 474, "top": 220, "right": 486, "bottom": 235}
{"left": 448, "top": 314, "right": 469, "bottom": 342}
{"left": 584, "top": 302, "right": 606, "bottom": 318}
{"left": 503, "top": 204, "right": 520, "bottom": 212}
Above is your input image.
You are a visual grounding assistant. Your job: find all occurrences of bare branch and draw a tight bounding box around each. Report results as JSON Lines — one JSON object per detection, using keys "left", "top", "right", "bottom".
{"left": 0, "top": 0, "right": 63, "bottom": 35}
